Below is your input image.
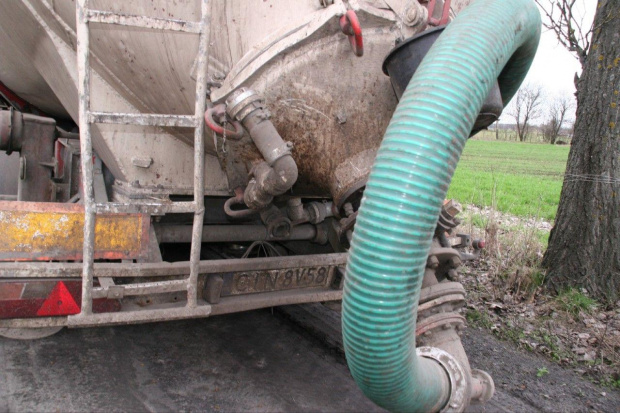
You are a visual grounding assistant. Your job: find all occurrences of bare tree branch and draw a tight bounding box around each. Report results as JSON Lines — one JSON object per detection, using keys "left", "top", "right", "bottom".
{"left": 542, "top": 94, "right": 573, "bottom": 144}
{"left": 535, "top": 0, "right": 593, "bottom": 72}
{"left": 508, "top": 84, "right": 544, "bottom": 142}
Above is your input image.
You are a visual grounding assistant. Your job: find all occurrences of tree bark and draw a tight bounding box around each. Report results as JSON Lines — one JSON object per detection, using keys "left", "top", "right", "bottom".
{"left": 543, "top": 0, "right": 620, "bottom": 304}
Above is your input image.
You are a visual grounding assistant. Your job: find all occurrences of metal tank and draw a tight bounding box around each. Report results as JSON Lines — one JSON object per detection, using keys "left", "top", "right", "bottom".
{"left": 0, "top": 0, "right": 467, "bottom": 203}
{"left": 0, "top": 0, "right": 521, "bottom": 411}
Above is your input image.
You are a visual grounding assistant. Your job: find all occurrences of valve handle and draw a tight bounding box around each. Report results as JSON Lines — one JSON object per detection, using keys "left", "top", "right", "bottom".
{"left": 205, "top": 104, "right": 244, "bottom": 140}
{"left": 339, "top": 10, "right": 363, "bottom": 57}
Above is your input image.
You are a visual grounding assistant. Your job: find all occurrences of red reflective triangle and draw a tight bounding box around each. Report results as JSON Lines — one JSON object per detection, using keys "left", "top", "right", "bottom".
{"left": 36, "top": 281, "right": 80, "bottom": 316}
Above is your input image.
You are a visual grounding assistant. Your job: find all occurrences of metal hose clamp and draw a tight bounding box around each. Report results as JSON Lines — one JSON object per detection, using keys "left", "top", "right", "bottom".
{"left": 226, "top": 88, "right": 264, "bottom": 122}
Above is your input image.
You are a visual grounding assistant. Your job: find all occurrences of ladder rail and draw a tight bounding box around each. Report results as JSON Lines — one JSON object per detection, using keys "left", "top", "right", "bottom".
{"left": 75, "top": 0, "right": 210, "bottom": 316}
{"left": 88, "top": 112, "right": 198, "bottom": 127}
{"left": 85, "top": 9, "right": 202, "bottom": 33}
{"left": 76, "top": 0, "right": 96, "bottom": 316}
{"left": 187, "top": 0, "right": 210, "bottom": 308}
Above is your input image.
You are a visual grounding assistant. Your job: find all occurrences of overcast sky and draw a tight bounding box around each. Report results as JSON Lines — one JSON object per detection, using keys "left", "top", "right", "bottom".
{"left": 504, "top": 0, "right": 596, "bottom": 122}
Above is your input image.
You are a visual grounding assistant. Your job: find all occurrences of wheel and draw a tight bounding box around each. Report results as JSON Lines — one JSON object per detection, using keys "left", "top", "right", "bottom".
{"left": 0, "top": 326, "right": 63, "bottom": 340}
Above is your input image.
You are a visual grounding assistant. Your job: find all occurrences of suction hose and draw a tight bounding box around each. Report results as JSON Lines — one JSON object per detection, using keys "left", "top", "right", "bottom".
{"left": 341, "top": 0, "right": 541, "bottom": 411}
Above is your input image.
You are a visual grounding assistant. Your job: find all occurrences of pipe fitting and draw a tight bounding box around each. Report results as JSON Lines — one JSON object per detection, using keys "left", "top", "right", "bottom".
{"left": 226, "top": 88, "right": 264, "bottom": 123}
{"left": 287, "top": 198, "right": 333, "bottom": 225}
{"left": 417, "top": 347, "right": 468, "bottom": 412}
{"left": 287, "top": 197, "right": 305, "bottom": 221}
{"left": 224, "top": 187, "right": 258, "bottom": 219}
{"left": 226, "top": 88, "right": 298, "bottom": 210}
{"left": 260, "top": 205, "right": 292, "bottom": 239}
{"left": 471, "top": 369, "right": 495, "bottom": 404}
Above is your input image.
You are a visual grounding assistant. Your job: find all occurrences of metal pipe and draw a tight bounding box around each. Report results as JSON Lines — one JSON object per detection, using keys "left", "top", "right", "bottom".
{"left": 225, "top": 88, "right": 298, "bottom": 210}
{"left": 154, "top": 224, "right": 317, "bottom": 244}
{"left": 56, "top": 128, "right": 80, "bottom": 140}
{"left": 224, "top": 187, "right": 258, "bottom": 219}
{"left": 0, "top": 252, "right": 349, "bottom": 279}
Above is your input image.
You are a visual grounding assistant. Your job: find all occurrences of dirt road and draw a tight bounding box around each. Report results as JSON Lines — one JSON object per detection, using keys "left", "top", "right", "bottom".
{"left": 1, "top": 305, "right": 618, "bottom": 412}
{"left": 0, "top": 310, "right": 380, "bottom": 412}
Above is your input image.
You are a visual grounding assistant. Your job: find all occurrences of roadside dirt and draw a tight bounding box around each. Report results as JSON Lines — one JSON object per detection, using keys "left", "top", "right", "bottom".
{"left": 459, "top": 204, "right": 620, "bottom": 391}
{"left": 462, "top": 326, "right": 620, "bottom": 412}
{"left": 280, "top": 303, "right": 620, "bottom": 413}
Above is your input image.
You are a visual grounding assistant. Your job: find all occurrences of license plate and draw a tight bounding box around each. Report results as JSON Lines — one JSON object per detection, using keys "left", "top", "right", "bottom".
{"left": 226, "top": 265, "right": 335, "bottom": 296}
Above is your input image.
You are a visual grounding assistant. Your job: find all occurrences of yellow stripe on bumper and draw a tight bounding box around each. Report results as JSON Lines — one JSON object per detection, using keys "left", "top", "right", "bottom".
{"left": 0, "top": 201, "right": 149, "bottom": 261}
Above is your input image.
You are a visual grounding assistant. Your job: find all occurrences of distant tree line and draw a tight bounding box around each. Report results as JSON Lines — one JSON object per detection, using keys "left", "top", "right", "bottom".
{"left": 483, "top": 81, "right": 575, "bottom": 144}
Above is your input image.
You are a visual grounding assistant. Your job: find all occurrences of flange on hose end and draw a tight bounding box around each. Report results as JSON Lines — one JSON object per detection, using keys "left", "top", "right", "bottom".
{"left": 416, "top": 347, "right": 495, "bottom": 412}
{"left": 417, "top": 347, "right": 468, "bottom": 412}
{"left": 416, "top": 277, "right": 495, "bottom": 412}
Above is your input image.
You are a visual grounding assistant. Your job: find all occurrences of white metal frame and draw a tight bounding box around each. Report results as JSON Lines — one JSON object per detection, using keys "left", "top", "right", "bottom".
{"left": 74, "top": 0, "right": 211, "bottom": 322}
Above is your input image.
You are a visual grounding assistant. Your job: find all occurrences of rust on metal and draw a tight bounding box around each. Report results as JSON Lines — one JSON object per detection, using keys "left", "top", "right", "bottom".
{"left": 0, "top": 201, "right": 149, "bottom": 261}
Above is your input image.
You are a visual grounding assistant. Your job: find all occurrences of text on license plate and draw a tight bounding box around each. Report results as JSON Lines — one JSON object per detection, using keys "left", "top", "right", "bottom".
{"left": 227, "top": 265, "right": 335, "bottom": 295}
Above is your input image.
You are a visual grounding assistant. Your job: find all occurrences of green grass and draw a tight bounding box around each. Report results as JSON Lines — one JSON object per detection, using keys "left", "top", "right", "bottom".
{"left": 556, "top": 288, "right": 598, "bottom": 318}
{"left": 447, "top": 139, "right": 570, "bottom": 221}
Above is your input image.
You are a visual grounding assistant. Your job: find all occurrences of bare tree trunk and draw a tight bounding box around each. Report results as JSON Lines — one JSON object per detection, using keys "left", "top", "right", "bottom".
{"left": 543, "top": 0, "right": 620, "bottom": 304}
{"left": 510, "top": 84, "right": 543, "bottom": 142}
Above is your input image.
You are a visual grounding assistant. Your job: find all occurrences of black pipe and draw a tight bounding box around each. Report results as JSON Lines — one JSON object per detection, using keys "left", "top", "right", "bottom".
{"left": 155, "top": 224, "right": 316, "bottom": 244}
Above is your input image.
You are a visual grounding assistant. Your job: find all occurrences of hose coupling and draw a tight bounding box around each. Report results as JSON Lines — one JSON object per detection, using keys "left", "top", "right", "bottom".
{"left": 226, "top": 88, "right": 264, "bottom": 123}
{"left": 260, "top": 205, "right": 291, "bottom": 239}
{"left": 226, "top": 88, "right": 299, "bottom": 210}
{"left": 417, "top": 347, "right": 468, "bottom": 412}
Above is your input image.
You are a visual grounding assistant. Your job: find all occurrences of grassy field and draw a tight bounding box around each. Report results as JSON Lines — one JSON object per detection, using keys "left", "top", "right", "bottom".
{"left": 446, "top": 139, "right": 570, "bottom": 221}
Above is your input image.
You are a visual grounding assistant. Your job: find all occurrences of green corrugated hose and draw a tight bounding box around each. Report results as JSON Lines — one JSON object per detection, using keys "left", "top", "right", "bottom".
{"left": 341, "top": 0, "right": 541, "bottom": 411}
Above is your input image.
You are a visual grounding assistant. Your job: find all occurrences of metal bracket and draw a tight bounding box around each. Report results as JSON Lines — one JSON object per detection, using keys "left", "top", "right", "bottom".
{"left": 106, "top": 285, "right": 125, "bottom": 299}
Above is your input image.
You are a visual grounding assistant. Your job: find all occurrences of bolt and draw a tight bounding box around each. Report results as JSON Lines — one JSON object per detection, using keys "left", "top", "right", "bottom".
{"left": 443, "top": 199, "right": 462, "bottom": 218}
{"left": 427, "top": 255, "right": 440, "bottom": 269}
{"left": 336, "top": 110, "right": 347, "bottom": 124}
{"left": 449, "top": 256, "right": 461, "bottom": 268}
{"left": 447, "top": 269, "right": 459, "bottom": 281}
{"left": 343, "top": 202, "right": 354, "bottom": 217}
{"left": 404, "top": 3, "right": 427, "bottom": 26}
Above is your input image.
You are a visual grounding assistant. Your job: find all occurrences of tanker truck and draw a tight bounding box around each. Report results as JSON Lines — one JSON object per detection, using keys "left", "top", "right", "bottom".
{"left": 0, "top": 0, "right": 541, "bottom": 411}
